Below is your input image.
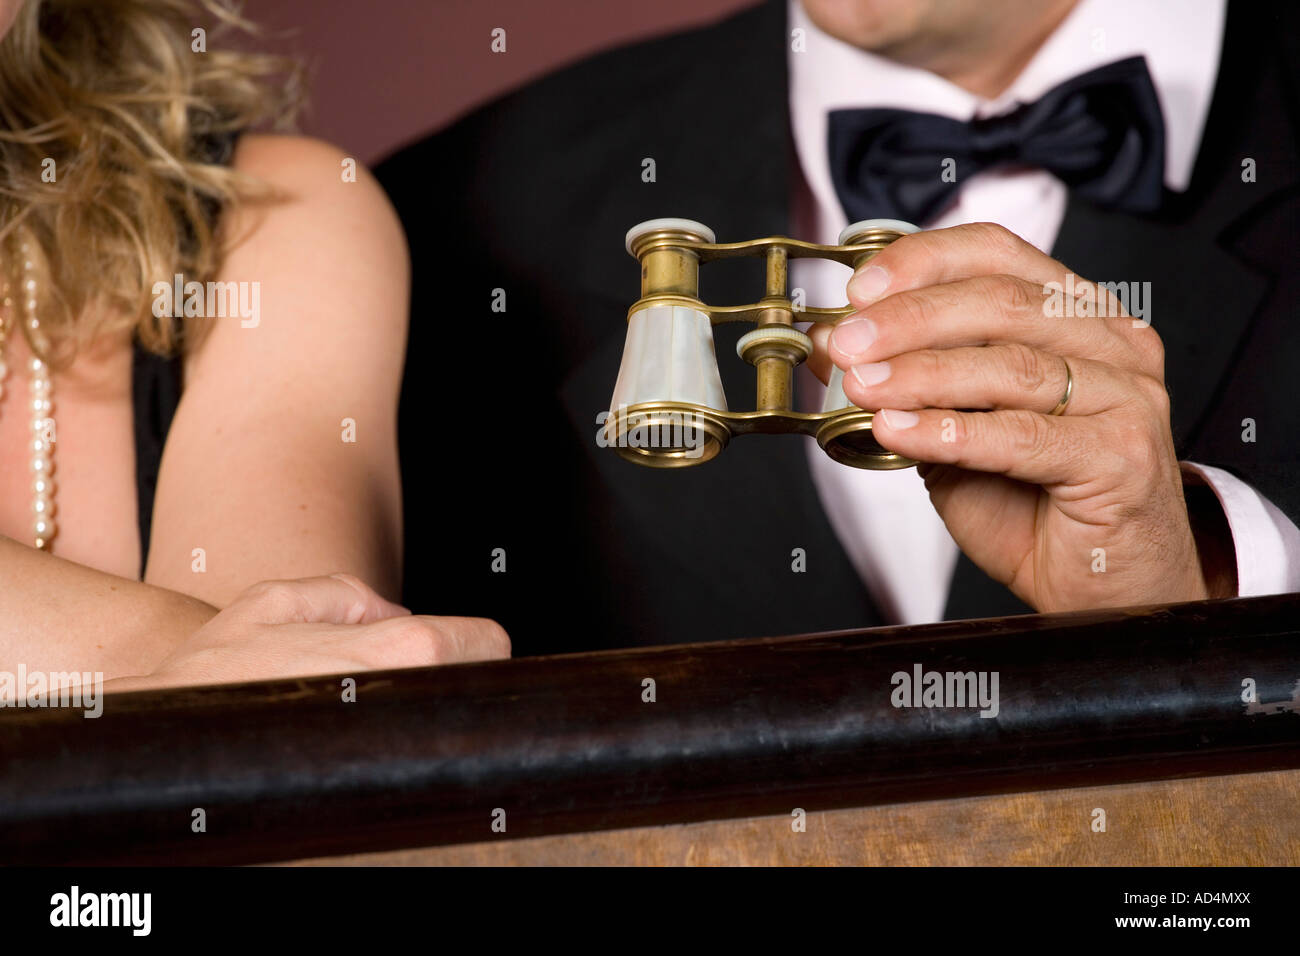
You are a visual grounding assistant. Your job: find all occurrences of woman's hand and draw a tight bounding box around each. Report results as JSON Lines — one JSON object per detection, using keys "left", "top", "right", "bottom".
{"left": 113, "top": 573, "right": 510, "bottom": 692}
{"left": 808, "top": 222, "right": 1234, "bottom": 613}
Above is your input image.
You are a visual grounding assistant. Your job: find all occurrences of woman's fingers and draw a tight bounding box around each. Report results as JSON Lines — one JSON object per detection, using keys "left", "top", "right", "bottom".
{"left": 279, "top": 614, "right": 512, "bottom": 675}
{"left": 353, "top": 614, "right": 512, "bottom": 667}
{"left": 145, "top": 613, "right": 511, "bottom": 690}
{"left": 230, "top": 574, "right": 410, "bottom": 626}
{"left": 134, "top": 573, "right": 510, "bottom": 691}
{"left": 327, "top": 573, "right": 411, "bottom": 623}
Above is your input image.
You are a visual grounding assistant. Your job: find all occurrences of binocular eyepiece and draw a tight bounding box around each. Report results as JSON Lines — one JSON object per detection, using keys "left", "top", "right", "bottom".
{"left": 605, "top": 217, "right": 920, "bottom": 470}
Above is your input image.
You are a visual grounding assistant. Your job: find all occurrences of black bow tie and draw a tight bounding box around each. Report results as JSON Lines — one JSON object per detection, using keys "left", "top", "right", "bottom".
{"left": 827, "top": 55, "right": 1166, "bottom": 226}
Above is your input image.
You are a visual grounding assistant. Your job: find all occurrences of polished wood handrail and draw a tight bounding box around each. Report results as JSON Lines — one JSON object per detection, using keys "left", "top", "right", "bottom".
{"left": 3, "top": 593, "right": 1299, "bottom": 865}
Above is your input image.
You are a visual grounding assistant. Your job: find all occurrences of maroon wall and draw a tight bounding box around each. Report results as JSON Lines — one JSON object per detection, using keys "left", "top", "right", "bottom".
{"left": 252, "top": 0, "right": 760, "bottom": 164}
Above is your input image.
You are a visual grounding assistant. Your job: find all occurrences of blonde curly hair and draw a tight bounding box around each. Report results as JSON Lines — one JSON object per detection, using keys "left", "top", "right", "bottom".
{"left": 0, "top": 0, "right": 303, "bottom": 359}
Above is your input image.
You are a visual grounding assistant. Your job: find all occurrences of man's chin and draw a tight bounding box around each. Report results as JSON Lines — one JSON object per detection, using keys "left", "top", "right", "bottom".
{"left": 798, "top": 0, "right": 934, "bottom": 54}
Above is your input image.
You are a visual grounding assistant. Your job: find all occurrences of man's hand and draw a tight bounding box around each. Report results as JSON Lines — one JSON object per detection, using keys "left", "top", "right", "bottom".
{"left": 807, "top": 222, "right": 1234, "bottom": 612}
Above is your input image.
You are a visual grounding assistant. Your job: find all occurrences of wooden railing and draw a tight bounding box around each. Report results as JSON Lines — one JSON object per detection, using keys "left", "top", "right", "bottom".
{"left": 3, "top": 593, "right": 1299, "bottom": 865}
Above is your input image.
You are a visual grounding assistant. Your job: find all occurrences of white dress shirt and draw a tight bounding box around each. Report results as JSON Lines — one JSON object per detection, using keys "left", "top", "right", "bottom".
{"left": 786, "top": 0, "right": 1300, "bottom": 623}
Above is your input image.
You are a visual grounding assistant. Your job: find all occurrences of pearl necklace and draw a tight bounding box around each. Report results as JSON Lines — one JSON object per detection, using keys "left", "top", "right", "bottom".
{"left": 0, "top": 240, "right": 57, "bottom": 552}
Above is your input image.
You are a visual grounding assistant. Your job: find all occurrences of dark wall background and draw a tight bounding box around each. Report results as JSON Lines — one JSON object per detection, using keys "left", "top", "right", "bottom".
{"left": 253, "top": 0, "right": 759, "bottom": 164}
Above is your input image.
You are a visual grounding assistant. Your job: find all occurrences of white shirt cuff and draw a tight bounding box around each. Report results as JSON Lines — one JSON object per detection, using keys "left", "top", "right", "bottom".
{"left": 1183, "top": 462, "right": 1300, "bottom": 597}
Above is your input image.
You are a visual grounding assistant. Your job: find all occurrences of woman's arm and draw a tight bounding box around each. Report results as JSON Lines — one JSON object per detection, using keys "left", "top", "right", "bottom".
{"left": 0, "top": 539, "right": 508, "bottom": 691}
{"left": 145, "top": 134, "right": 409, "bottom": 605}
{"left": 0, "top": 136, "right": 509, "bottom": 686}
{"left": 0, "top": 535, "right": 216, "bottom": 680}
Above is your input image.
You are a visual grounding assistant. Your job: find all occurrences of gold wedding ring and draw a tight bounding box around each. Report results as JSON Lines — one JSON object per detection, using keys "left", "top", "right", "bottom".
{"left": 1048, "top": 358, "right": 1074, "bottom": 416}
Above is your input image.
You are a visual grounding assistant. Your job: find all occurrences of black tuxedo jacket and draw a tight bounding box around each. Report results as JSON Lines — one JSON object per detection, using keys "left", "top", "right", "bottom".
{"left": 376, "top": 0, "right": 1300, "bottom": 656}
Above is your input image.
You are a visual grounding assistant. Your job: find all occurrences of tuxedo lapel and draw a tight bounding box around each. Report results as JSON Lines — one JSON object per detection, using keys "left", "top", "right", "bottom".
{"left": 1050, "top": 197, "right": 1270, "bottom": 450}
{"left": 573, "top": 0, "right": 791, "bottom": 310}
{"left": 1052, "top": 0, "right": 1294, "bottom": 451}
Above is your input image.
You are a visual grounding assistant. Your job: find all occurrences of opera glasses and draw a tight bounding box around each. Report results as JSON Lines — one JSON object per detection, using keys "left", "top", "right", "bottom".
{"left": 605, "top": 217, "right": 920, "bottom": 470}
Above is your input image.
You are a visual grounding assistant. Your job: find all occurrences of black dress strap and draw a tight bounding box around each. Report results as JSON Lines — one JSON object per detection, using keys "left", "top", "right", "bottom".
{"left": 131, "top": 342, "right": 183, "bottom": 577}
{"left": 131, "top": 127, "right": 239, "bottom": 576}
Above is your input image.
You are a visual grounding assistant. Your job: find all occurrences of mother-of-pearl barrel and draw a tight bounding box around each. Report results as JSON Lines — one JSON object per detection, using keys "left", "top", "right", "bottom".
{"left": 608, "top": 303, "right": 728, "bottom": 412}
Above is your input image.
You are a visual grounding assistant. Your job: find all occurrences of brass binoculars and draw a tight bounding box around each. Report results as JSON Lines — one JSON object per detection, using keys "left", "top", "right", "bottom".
{"left": 605, "top": 217, "right": 920, "bottom": 470}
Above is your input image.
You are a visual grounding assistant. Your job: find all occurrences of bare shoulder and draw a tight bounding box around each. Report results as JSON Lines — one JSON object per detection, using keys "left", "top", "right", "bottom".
{"left": 230, "top": 133, "right": 397, "bottom": 224}
{"left": 184, "top": 133, "right": 410, "bottom": 381}
{"left": 225, "top": 133, "right": 407, "bottom": 279}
